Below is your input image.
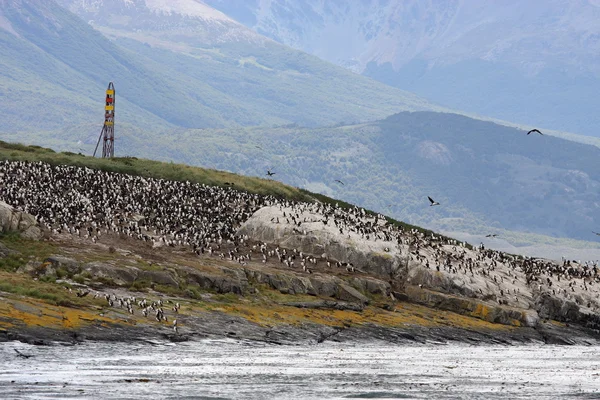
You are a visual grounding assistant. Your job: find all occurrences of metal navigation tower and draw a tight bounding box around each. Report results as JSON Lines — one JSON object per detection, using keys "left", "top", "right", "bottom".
{"left": 94, "top": 82, "right": 115, "bottom": 158}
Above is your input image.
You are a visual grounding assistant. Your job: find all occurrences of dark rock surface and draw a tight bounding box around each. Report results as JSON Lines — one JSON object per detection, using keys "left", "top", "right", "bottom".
{"left": 82, "top": 262, "right": 138, "bottom": 286}
{"left": 337, "top": 284, "right": 369, "bottom": 305}
{"left": 282, "top": 300, "right": 364, "bottom": 312}
{"left": 2, "top": 309, "right": 599, "bottom": 347}
{"left": 45, "top": 256, "right": 81, "bottom": 275}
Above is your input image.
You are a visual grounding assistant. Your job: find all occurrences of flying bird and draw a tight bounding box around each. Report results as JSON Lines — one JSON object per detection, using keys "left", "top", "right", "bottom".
{"left": 527, "top": 129, "right": 543, "bottom": 135}
{"left": 266, "top": 170, "right": 275, "bottom": 176}
{"left": 255, "top": 145, "right": 263, "bottom": 150}
{"left": 334, "top": 179, "right": 345, "bottom": 185}
{"left": 428, "top": 196, "right": 440, "bottom": 206}
{"left": 593, "top": 231, "right": 600, "bottom": 236}
{"left": 486, "top": 234, "right": 499, "bottom": 238}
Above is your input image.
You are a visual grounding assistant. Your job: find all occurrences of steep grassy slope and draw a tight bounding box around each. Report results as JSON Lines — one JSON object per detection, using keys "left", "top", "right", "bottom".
{"left": 0, "top": 140, "right": 308, "bottom": 200}
{"left": 115, "top": 37, "right": 432, "bottom": 128}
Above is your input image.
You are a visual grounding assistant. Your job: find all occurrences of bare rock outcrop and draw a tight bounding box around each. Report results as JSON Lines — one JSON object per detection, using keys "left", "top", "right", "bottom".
{"left": 237, "top": 206, "right": 408, "bottom": 283}
{"left": 236, "top": 205, "right": 600, "bottom": 330}
{"left": 16, "top": 260, "right": 42, "bottom": 275}
{"left": 282, "top": 300, "right": 364, "bottom": 312}
{"left": 405, "top": 286, "right": 540, "bottom": 327}
{"left": 82, "top": 262, "right": 138, "bottom": 286}
{"left": 0, "top": 242, "right": 18, "bottom": 258}
{"left": 337, "top": 284, "right": 369, "bottom": 305}
{"left": 137, "top": 269, "right": 179, "bottom": 288}
{"left": 351, "top": 277, "right": 390, "bottom": 296}
{"left": 79, "top": 262, "right": 180, "bottom": 289}
{"left": 534, "top": 292, "right": 592, "bottom": 325}
{"left": 184, "top": 266, "right": 247, "bottom": 295}
{"left": 308, "top": 276, "right": 339, "bottom": 297}
{"left": 45, "top": 256, "right": 81, "bottom": 275}
{"left": 0, "top": 201, "right": 42, "bottom": 240}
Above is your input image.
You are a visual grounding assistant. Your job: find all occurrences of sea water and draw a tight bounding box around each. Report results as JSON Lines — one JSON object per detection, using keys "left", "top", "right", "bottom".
{"left": 1, "top": 340, "right": 599, "bottom": 399}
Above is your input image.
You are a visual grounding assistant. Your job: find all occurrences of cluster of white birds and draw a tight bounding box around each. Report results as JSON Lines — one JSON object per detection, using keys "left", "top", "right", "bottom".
{"left": 0, "top": 160, "right": 273, "bottom": 250}
{"left": 409, "top": 236, "right": 600, "bottom": 311}
{"left": 0, "top": 160, "right": 404, "bottom": 275}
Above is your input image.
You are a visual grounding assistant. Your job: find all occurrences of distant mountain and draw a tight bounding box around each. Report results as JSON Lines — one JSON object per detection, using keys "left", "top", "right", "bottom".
{"left": 0, "top": 0, "right": 172, "bottom": 133}
{"left": 0, "top": 0, "right": 437, "bottom": 136}
{"left": 204, "top": 0, "right": 600, "bottom": 138}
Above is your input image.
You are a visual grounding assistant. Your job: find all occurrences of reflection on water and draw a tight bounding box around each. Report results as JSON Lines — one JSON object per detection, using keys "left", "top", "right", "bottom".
{"left": 1, "top": 340, "right": 599, "bottom": 399}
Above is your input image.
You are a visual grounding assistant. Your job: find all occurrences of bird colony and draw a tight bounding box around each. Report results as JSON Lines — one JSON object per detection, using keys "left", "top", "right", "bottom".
{"left": 1, "top": 160, "right": 600, "bottom": 317}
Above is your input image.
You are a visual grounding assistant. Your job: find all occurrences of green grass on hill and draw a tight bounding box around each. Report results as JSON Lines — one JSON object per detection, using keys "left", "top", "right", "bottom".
{"left": 0, "top": 140, "right": 307, "bottom": 200}
{"left": 0, "top": 140, "right": 439, "bottom": 238}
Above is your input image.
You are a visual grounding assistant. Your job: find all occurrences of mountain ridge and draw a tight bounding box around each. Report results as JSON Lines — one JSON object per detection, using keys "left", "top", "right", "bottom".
{"left": 203, "top": 0, "right": 600, "bottom": 138}
{"left": 1, "top": 0, "right": 436, "bottom": 134}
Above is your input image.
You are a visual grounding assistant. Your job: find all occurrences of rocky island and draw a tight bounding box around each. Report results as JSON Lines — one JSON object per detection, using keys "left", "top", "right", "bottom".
{"left": 0, "top": 143, "right": 599, "bottom": 346}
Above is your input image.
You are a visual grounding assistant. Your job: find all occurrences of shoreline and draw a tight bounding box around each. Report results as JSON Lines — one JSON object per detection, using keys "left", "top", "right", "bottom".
{"left": 2, "top": 303, "right": 599, "bottom": 347}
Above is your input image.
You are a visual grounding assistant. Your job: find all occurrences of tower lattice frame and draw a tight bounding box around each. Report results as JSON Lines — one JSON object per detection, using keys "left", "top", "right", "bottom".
{"left": 94, "top": 82, "right": 115, "bottom": 158}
